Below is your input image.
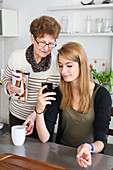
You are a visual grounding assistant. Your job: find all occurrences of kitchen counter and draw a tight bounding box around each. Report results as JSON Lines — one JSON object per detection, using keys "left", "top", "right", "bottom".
{"left": 0, "top": 130, "right": 113, "bottom": 170}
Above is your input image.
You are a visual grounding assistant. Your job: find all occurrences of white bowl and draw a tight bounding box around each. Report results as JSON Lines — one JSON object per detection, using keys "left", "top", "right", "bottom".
{"left": 0, "top": 123, "right": 4, "bottom": 129}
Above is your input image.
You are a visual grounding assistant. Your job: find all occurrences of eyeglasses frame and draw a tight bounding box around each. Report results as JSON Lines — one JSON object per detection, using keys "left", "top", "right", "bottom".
{"left": 33, "top": 35, "right": 57, "bottom": 48}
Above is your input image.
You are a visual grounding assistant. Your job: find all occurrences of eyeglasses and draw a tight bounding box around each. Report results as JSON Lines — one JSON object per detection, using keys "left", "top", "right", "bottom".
{"left": 33, "top": 36, "right": 57, "bottom": 48}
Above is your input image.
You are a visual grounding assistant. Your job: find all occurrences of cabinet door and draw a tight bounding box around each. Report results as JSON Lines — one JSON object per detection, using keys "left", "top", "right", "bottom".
{"left": 0, "top": 9, "right": 18, "bottom": 36}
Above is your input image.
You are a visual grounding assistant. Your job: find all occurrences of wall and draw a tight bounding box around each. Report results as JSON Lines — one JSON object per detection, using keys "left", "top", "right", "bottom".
{"left": 48, "top": 0, "right": 113, "bottom": 73}
{"left": 0, "top": 0, "right": 113, "bottom": 71}
{"left": 0, "top": 0, "right": 49, "bottom": 123}
{"left": 0, "top": 0, "right": 49, "bottom": 66}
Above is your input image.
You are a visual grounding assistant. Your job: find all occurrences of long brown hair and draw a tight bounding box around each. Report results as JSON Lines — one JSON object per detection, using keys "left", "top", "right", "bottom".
{"left": 57, "top": 42, "right": 94, "bottom": 113}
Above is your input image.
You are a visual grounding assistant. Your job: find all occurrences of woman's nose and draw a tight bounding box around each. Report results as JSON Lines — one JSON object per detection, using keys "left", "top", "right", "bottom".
{"left": 43, "top": 45, "right": 49, "bottom": 51}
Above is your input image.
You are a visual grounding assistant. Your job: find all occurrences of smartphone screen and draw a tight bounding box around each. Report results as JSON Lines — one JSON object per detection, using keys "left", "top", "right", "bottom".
{"left": 41, "top": 83, "right": 53, "bottom": 94}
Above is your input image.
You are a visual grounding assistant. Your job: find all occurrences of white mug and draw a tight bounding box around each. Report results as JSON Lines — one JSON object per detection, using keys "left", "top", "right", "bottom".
{"left": 11, "top": 125, "right": 26, "bottom": 146}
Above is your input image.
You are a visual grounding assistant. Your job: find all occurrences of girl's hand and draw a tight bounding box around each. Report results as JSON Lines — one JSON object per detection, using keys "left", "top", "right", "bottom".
{"left": 76, "top": 143, "right": 92, "bottom": 168}
{"left": 36, "top": 85, "right": 56, "bottom": 113}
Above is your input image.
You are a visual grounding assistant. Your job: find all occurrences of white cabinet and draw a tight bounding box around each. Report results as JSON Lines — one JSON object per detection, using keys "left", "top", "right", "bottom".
{"left": 0, "top": 9, "right": 18, "bottom": 123}
{"left": 0, "top": 85, "right": 9, "bottom": 124}
{"left": 0, "top": 9, "right": 18, "bottom": 37}
{"left": 0, "top": 8, "right": 18, "bottom": 71}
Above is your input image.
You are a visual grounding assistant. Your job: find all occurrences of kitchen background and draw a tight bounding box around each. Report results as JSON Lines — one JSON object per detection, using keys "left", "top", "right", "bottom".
{"left": 0, "top": 0, "right": 113, "bottom": 143}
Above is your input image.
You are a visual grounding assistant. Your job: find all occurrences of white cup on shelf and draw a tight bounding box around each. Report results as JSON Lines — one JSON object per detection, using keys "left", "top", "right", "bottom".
{"left": 11, "top": 125, "right": 27, "bottom": 146}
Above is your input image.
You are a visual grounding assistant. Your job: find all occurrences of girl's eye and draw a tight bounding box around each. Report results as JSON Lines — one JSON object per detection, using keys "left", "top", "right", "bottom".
{"left": 59, "top": 65, "right": 63, "bottom": 68}
{"left": 67, "top": 65, "right": 72, "bottom": 67}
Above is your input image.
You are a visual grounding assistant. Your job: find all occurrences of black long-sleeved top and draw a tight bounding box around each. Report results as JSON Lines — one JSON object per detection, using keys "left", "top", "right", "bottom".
{"left": 44, "top": 83, "right": 112, "bottom": 145}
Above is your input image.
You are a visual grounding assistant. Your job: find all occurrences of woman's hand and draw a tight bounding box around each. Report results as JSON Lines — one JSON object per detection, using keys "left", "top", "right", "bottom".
{"left": 76, "top": 143, "right": 92, "bottom": 168}
{"left": 36, "top": 85, "right": 56, "bottom": 113}
{"left": 22, "top": 111, "right": 36, "bottom": 136}
{"left": 6, "top": 82, "right": 21, "bottom": 94}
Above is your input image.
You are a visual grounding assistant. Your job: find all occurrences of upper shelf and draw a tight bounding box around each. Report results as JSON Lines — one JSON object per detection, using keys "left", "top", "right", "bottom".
{"left": 60, "top": 32, "right": 113, "bottom": 37}
{"left": 48, "top": 3, "right": 113, "bottom": 11}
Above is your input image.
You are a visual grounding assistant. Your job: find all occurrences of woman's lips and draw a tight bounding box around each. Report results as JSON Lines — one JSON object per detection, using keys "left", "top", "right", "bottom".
{"left": 41, "top": 51, "right": 47, "bottom": 54}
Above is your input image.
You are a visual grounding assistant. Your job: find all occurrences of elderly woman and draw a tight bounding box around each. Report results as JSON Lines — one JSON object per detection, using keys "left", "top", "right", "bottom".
{"left": 3, "top": 15, "right": 61, "bottom": 138}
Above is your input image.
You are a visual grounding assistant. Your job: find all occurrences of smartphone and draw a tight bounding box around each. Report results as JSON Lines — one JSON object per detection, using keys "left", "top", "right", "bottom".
{"left": 41, "top": 83, "right": 53, "bottom": 94}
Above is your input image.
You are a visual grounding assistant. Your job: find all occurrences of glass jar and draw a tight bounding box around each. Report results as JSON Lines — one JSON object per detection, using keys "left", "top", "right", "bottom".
{"left": 96, "top": 18, "right": 103, "bottom": 33}
{"left": 61, "top": 16, "right": 68, "bottom": 33}
{"left": 86, "top": 16, "right": 92, "bottom": 33}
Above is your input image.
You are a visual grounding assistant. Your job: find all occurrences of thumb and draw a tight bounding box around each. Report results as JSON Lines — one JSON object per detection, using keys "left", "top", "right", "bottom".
{"left": 76, "top": 147, "right": 85, "bottom": 158}
{"left": 22, "top": 120, "right": 28, "bottom": 126}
